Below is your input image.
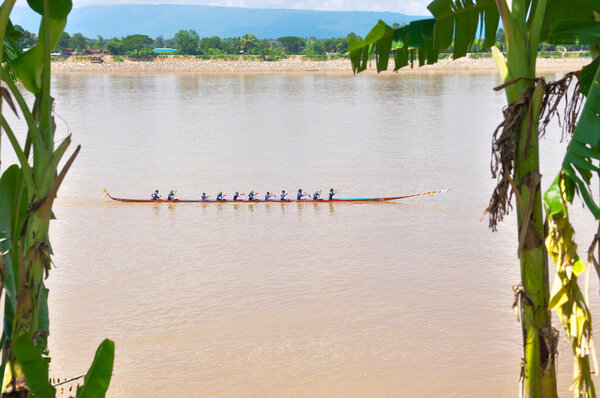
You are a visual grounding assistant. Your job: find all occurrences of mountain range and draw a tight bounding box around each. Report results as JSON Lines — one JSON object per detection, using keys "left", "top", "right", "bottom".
{"left": 10, "top": 4, "right": 424, "bottom": 39}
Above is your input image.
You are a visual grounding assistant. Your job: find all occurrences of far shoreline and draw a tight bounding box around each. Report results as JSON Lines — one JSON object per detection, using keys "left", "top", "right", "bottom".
{"left": 51, "top": 55, "right": 591, "bottom": 75}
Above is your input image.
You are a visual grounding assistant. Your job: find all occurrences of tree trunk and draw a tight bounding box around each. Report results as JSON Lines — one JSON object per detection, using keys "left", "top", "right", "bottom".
{"left": 515, "top": 83, "right": 557, "bottom": 398}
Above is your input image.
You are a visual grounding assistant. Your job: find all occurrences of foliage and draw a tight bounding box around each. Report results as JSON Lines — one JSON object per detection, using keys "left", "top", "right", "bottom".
{"left": 199, "top": 36, "right": 226, "bottom": 54}
{"left": 55, "top": 31, "right": 69, "bottom": 52}
{"left": 277, "top": 36, "right": 306, "bottom": 54}
{"left": 0, "top": 0, "right": 115, "bottom": 397}
{"left": 13, "top": 25, "right": 36, "bottom": 49}
{"left": 105, "top": 40, "right": 124, "bottom": 55}
{"left": 70, "top": 32, "right": 87, "bottom": 52}
{"left": 260, "top": 45, "right": 286, "bottom": 61}
{"left": 240, "top": 33, "right": 258, "bottom": 54}
{"left": 174, "top": 29, "right": 200, "bottom": 55}
{"left": 153, "top": 35, "right": 164, "bottom": 48}
{"left": 347, "top": 0, "right": 600, "bottom": 397}
{"left": 122, "top": 34, "right": 152, "bottom": 56}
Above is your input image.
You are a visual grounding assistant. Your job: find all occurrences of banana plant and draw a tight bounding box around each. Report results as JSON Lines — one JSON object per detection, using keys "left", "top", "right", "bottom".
{"left": 348, "top": 1, "right": 600, "bottom": 397}
{"left": 0, "top": 0, "right": 114, "bottom": 397}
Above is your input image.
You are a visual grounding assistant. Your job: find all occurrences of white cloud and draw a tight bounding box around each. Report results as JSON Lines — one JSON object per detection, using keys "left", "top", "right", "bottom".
{"left": 64, "top": 0, "right": 430, "bottom": 15}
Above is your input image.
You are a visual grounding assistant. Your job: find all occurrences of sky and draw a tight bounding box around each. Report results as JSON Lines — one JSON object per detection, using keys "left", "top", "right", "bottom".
{"left": 15, "top": 0, "right": 432, "bottom": 15}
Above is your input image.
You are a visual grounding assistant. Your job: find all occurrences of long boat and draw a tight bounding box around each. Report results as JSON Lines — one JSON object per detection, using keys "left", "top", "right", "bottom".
{"left": 102, "top": 189, "right": 450, "bottom": 203}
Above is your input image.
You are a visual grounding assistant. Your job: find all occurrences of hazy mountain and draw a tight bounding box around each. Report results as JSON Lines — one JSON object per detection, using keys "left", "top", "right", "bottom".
{"left": 10, "top": 4, "right": 423, "bottom": 39}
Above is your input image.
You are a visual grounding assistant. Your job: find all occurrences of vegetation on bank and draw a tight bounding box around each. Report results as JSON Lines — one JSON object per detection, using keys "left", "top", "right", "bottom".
{"left": 14, "top": 24, "right": 593, "bottom": 63}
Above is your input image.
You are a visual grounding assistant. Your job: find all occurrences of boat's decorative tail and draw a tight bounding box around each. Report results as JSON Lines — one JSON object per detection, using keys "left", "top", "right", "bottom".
{"left": 405, "top": 188, "right": 451, "bottom": 199}
{"left": 102, "top": 189, "right": 110, "bottom": 198}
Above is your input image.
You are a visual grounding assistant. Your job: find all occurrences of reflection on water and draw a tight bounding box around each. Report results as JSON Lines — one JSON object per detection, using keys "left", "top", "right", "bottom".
{"left": 3, "top": 71, "right": 595, "bottom": 397}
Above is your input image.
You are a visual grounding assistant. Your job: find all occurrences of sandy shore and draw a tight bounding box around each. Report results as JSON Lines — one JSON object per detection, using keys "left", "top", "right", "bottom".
{"left": 51, "top": 55, "right": 591, "bottom": 75}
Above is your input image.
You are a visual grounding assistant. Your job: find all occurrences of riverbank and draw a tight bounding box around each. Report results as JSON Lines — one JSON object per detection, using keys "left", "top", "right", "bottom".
{"left": 52, "top": 55, "right": 591, "bottom": 75}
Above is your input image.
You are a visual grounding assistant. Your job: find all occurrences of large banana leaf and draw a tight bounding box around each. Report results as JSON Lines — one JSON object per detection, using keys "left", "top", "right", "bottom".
{"left": 13, "top": 332, "right": 55, "bottom": 398}
{"left": 348, "top": 0, "right": 596, "bottom": 74}
{"left": 546, "top": 20, "right": 600, "bottom": 45}
{"left": 548, "top": 53, "right": 600, "bottom": 218}
{"left": 76, "top": 339, "right": 115, "bottom": 398}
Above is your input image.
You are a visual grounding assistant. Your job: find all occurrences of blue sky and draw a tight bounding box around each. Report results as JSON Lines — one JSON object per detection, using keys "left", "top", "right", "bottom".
{"left": 16, "top": 0, "right": 431, "bottom": 15}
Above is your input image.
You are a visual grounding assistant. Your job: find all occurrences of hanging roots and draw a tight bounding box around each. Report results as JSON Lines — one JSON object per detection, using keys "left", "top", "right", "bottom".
{"left": 486, "top": 73, "right": 583, "bottom": 231}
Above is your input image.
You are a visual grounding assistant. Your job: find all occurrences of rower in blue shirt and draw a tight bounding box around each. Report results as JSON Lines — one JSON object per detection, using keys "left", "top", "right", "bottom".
{"left": 201, "top": 192, "right": 210, "bottom": 201}
{"left": 280, "top": 190, "right": 288, "bottom": 201}
{"left": 297, "top": 189, "right": 309, "bottom": 200}
{"left": 312, "top": 190, "right": 321, "bottom": 200}
{"left": 248, "top": 191, "right": 258, "bottom": 201}
{"left": 151, "top": 190, "right": 161, "bottom": 200}
{"left": 216, "top": 192, "right": 226, "bottom": 201}
{"left": 167, "top": 190, "right": 176, "bottom": 201}
{"left": 265, "top": 192, "right": 275, "bottom": 201}
{"left": 328, "top": 188, "right": 336, "bottom": 200}
{"left": 233, "top": 191, "right": 245, "bottom": 201}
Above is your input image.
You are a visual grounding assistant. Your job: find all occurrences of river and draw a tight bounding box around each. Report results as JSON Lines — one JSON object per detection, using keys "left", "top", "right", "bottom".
{"left": 3, "top": 70, "right": 598, "bottom": 397}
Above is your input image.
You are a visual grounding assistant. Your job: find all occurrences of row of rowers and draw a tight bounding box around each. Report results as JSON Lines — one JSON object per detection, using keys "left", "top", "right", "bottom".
{"left": 151, "top": 189, "right": 337, "bottom": 201}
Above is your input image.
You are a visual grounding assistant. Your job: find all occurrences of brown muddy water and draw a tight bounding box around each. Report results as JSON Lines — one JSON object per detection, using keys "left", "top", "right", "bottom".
{"left": 2, "top": 71, "right": 599, "bottom": 397}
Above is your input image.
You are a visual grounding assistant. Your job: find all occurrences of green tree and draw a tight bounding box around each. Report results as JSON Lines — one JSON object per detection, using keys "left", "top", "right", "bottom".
{"left": 69, "top": 32, "right": 87, "bottom": 52}
{"left": 336, "top": 37, "right": 349, "bottom": 54}
{"left": 13, "top": 25, "right": 36, "bottom": 49}
{"left": 106, "top": 39, "right": 124, "bottom": 55}
{"left": 154, "top": 35, "right": 164, "bottom": 48}
{"left": 323, "top": 38, "right": 338, "bottom": 54}
{"left": 495, "top": 27, "right": 505, "bottom": 52}
{"left": 240, "top": 33, "right": 258, "bottom": 54}
{"left": 346, "top": 32, "right": 362, "bottom": 41}
{"left": 199, "top": 36, "right": 225, "bottom": 53}
{"left": 122, "top": 34, "right": 153, "bottom": 55}
{"left": 226, "top": 36, "right": 242, "bottom": 54}
{"left": 277, "top": 36, "right": 306, "bottom": 54}
{"left": 96, "top": 34, "right": 106, "bottom": 49}
{"left": 349, "top": 1, "right": 600, "bottom": 397}
{"left": 164, "top": 37, "right": 177, "bottom": 49}
{"left": 55, "top": 31, "right": 70, "bottom": 52}
{"left": 174, "top": 29, "right": 200, "bottom": 55}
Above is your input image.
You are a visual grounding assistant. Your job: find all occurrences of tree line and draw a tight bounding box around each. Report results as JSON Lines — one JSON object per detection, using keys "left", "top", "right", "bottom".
{"left": 14, "top": 25, "right": 358, "bottom": 58}
{"left": 14, "top": 25, "right": 589, "bottom": 60}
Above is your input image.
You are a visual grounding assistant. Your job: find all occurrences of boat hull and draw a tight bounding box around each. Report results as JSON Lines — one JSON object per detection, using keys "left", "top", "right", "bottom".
{"left": 102, "top": 189, "right": 449, "bottom": 203}
{"left": 105, "top": 196, "right": 407, "bottom": 203}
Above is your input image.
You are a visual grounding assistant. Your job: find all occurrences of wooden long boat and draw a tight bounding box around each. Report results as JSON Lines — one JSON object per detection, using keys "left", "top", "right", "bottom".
{"left": 102, "top": 189, "right": 449, "bottom": 203}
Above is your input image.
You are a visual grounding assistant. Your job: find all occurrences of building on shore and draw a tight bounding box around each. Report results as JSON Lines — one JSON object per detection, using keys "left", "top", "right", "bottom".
{"left": 153, "top": 48, "right": 176, "bottom": 53}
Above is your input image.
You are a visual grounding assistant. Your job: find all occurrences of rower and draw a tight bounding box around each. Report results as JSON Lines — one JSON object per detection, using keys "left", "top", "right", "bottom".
{"left": 328, "top": 188, "right": 336, "bottom": 200}
{"left": 265, "top": 192, "right": 275, "bottom": 201}
{"left": 151, "top": 190, "right": 161, "bottom": 200}
{"left": 312, "top": 190, "right": 321, "bottom": 200}
{"left": 280, "top": 190, "right": 288, "bottom": 201}
{"left": 216, "top": 192, "right": 226, "bottom": 201}
{"left": 167, "top": 190, "right": 176, "bottom": 201}
{"left": 201, "top": 192, "right": 210, "bottom": 201}
{"left": 297, "top": 189, "right": 308, "bottom": 200}
{"left": 248, "top": 191, "right": 258, "bottom": 201}
{"left": 233, "top": 191, "right": 245, "bottom": 201}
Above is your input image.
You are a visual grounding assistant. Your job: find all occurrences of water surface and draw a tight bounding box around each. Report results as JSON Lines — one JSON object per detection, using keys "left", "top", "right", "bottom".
{"left": 3, "top": 71, "right": 598, "bottom": 397}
